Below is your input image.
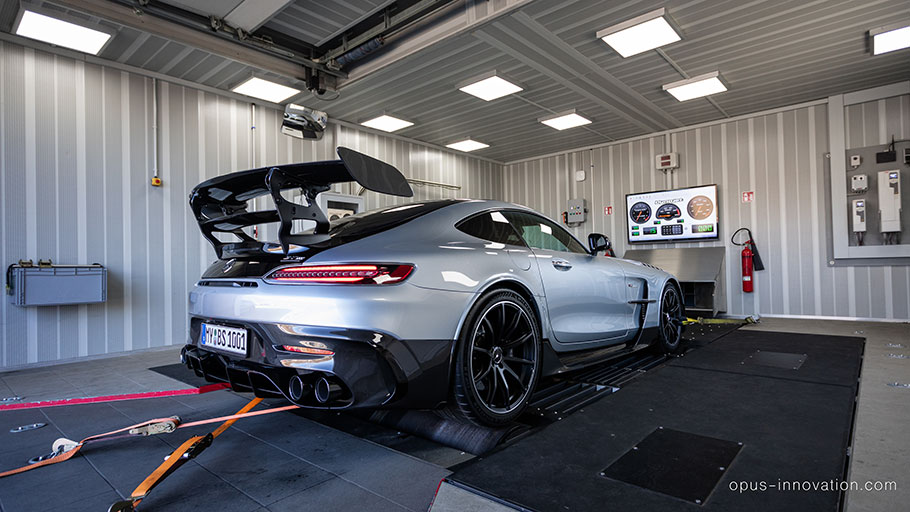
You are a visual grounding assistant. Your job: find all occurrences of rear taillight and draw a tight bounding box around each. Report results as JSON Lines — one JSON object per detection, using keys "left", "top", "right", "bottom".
{"left": 267, "top": 264, "right": 414, "bottom": 284}
{"left": 280, "top": 345, "right": 334, "bottom": 355}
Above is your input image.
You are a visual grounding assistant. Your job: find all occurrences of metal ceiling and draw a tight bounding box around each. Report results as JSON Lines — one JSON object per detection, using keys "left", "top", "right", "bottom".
{"left": 263, "top": 0, "right": 393, "bottom": 46}
{"left": 2, "top": 0, "right": 909, "bottom": 162}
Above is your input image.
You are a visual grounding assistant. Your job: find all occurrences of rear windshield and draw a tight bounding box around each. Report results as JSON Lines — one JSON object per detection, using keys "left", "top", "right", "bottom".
{"left": 307, "top": 200, "right": 460, "bottom": 248}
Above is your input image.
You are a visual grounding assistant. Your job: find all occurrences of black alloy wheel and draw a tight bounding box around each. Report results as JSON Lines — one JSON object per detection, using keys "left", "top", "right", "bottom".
{"left": 656, "top": 284, "right": 683, "bottom": 354}
{"left": 453, "top": 290, "right": 541, "bottom": 427}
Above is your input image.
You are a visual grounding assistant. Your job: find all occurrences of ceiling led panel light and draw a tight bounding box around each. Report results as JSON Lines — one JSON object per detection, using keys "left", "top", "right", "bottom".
{"left": 870, "top": 23, "right": 910, "bottom": 55}
{"left": 539, "top": 110, "right": 592, "bottom": 130}
{"left": 446, "top": 139, "right": 489, "bottom": 152}
{"left": 458, "top": 74, "right": 523, "bottom": 101}
{"left": 14, "top": 10, "right": 112, "bottom": 55}
{"left": 662, "top": 71, "right": 728, "bottom": 101}
{"left": 597, "top": 8, "right": 681, "bottom": 58}
{"left": 232, "top": 77, "right": 300, "bottom": 103}
{"left": 360, "top": 115, "right": 414, "bottom": 132}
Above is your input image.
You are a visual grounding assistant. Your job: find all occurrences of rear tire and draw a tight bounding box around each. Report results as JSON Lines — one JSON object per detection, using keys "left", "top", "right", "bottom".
{"left": 655, "top": 284, "right": 684, "bottom": 354}
{"left": 451, "top": 290, "right": 541, "bottom": 427}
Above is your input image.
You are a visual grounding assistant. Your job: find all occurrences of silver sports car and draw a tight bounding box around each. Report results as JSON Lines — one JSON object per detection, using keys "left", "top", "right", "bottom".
{"left": 183, "top": 147, "right": 684, "bottom": 426}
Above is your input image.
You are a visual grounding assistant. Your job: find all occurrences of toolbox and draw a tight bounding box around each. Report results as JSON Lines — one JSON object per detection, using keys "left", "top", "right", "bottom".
{"left": 6, "top": 261, "right": 107, "bottom": 306}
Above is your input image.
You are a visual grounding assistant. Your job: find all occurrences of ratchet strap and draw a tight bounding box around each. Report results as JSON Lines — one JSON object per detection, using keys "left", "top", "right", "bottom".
{"left": 109, "top": 397, "right": 300, "bottom": 512}
{"left": 0, "top": 397, "right": 297, "bottom": 486}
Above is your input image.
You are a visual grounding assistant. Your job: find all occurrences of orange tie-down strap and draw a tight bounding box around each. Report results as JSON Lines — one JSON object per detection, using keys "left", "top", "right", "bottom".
{"left": 0, "top": 397, "right": 298, "bottom": 484}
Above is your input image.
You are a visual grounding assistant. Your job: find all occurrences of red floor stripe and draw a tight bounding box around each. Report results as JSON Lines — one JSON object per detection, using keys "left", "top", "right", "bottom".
{"left": 0, "top": 383, "right": 230, "bottom": 411}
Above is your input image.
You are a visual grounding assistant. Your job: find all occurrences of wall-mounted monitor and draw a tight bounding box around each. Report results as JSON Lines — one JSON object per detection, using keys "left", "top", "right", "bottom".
{"left": 626, "top": 184, "right": 719, "bottom": 244}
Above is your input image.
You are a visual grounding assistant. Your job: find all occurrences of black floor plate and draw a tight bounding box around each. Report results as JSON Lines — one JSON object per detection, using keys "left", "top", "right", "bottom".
{"left": 601, "top": 427, "right": 742, "bottom": 504}
{"left": 744, "top": 350, "right": 807, "bottom": 370}
{"left": 449, "top": 330, "right": 864, "bottom": 512}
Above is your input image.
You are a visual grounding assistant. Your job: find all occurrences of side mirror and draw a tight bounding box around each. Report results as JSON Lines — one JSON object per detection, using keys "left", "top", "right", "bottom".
{"left": 588, "top": 233, "right": 611, "bottom": 254}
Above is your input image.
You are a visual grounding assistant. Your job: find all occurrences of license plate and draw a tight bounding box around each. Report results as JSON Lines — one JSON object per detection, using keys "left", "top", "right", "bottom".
{"left": 200, "top": 323, "right": 248, "bottom": 356}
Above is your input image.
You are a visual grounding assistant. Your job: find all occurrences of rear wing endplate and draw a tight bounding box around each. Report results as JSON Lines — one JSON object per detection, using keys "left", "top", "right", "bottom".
{"left": 189, "top": 147, "right": 413, "bottom": 258}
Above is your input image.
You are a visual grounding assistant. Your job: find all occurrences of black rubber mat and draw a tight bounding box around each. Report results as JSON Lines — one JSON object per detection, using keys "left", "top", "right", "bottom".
{"left": 601, "top": 427, "right": 742, "bottom": 504}
{"left": 449, "top": 330, "right": 863, "bottom": 512}
{"left": 149, "top": 363, "right": 210, "bottom": 388}
{"left": 669, "top": 329, "right": 864, "bottom": 386}
{"left": 682, "top": 322, "right": 743, "bottom": 346}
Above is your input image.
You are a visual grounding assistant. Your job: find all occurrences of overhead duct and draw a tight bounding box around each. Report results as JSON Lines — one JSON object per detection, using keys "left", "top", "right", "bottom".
{"left": 331, "top": 37, "right": 384, "bottom": 70}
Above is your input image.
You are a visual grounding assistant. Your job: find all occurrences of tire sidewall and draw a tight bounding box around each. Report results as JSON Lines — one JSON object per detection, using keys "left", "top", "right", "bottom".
{"left": 658, "top": 284, "right": 683, "bottom": 353}
{"left": 453, "top": 290, "right": 542, "bottom": 427}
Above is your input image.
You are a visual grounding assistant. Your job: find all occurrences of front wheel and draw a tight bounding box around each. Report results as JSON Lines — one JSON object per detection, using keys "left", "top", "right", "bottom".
{"left": 452, "top": 290, "right": 542, "bottom": 427}
{"left": 655, "top": 284, "right": 684, "bottom": 354}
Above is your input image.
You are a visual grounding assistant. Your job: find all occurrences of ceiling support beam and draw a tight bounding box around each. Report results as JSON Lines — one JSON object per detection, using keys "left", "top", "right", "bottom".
{"left": 50, "top": 0, "right": 342, "bottom": 86}
{"left": 476, "top": 13, "right": 682, "bottom": 134}
{"left": 338, "top": 0, "right": 534, "bottom": 88}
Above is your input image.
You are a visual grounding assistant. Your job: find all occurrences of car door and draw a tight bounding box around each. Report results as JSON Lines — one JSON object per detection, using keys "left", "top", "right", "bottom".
{"left": 504, "top": 211, "right": 632, "bottom": 345}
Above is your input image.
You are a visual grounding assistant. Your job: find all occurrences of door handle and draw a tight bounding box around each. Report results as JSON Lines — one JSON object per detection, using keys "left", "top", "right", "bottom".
{"left": 551, "top": 258, "right": 572, "bottom": 271}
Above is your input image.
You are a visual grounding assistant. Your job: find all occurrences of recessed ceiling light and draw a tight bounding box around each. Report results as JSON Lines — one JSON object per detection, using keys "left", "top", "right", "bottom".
{"left": 870, "top": 23, "right": 910, "bottom": 55}
{"left": 596, "top": 8, "right": 681, "bottom": 58}
{"left": 662, "top": 71, "right": 728, "bottom": 101}
{"left": 360, "top": 114, "right": 414, "bottom": 133}
{"left": 539, "top": 110, "right": 593, "bottom": 130}
{"left": 14, "top": 10, "right": 112, "bottom": 55}
{"left": 446, "top": 139, "right": 489, "bottom": 152}
{"left": 458, "top": 73, "right": 523, "bottom": 101}
{"left": 232, "top": 77, "right": 300, "bottom": 103}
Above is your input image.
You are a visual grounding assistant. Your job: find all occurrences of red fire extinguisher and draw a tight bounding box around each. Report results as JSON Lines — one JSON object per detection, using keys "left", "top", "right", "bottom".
{"left": 732, "top": 228, "right": 765, "bottom": 293}
{"left": 741, "top": 243, "right": 754, "bottom": 293}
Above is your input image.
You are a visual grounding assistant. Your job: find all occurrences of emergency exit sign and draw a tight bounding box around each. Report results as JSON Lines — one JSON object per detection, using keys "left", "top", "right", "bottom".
{"left": 742, "top": 191, "right": 754, "bottom": 203}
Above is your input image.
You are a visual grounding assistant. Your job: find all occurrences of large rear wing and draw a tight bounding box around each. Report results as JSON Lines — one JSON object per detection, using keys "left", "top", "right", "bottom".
{"left": 189, "top": 147, "right": 413, "bottom": 258}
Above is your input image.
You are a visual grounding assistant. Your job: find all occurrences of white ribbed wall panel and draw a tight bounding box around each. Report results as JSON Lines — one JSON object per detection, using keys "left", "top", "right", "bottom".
{"left": 502, "top": 100, "right": 910, "bottom": 321}
{"left": 0, "top": 41, "right": 502, "bottom": 369}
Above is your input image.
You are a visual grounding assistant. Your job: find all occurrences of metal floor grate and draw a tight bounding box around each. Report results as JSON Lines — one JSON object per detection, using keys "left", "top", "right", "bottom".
{"left": 526, "top": 350, "right": 672, "bottom": 420}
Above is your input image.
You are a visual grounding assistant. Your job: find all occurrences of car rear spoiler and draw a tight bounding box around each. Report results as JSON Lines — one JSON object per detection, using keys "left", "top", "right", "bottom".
{"left": 189, "top": 147, "right": 413, "bottom": 258}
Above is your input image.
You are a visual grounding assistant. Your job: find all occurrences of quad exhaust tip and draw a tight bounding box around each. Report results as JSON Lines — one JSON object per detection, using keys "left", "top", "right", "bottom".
{"left": 314, "top": 377, "right": 342, "bottom": 404}
{"left": 288, "top": 375, "right": 307, "bottom": 402}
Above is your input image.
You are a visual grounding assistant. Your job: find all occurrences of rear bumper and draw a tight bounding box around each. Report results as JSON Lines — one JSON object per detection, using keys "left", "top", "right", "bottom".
{"left": 183, "top": 317, "right": 453, "bottom": 409}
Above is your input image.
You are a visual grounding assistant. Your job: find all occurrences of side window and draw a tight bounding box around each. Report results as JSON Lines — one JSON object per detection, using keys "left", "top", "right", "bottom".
{"left": 504, "top": 211, "right": 588, "bottom": 254}
{"left": 456, "top": 211, "right": 526, "bottom": 246}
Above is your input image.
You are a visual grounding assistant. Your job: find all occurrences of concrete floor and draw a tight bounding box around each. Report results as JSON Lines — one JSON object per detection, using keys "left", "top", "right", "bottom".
{"left": 742, "top": 317, "right": 910, "bottom": 512}
{"left": 0, "top": 346, "right": 187, "bottom": 403}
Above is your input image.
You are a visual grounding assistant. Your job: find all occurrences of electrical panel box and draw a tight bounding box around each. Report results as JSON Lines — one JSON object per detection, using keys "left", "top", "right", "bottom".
{"left": 843, "top": 141, "right": 909, "bottom": 250}
{"left": 655, "top": 153, "right": 679, "bottom": 171}
{"left": 567, "top": 198, "right": 586, "bottom": 223}
{"left": 878, "top": 170, "right": 901, "bottom": 233}
{"left": 8, "top": 265, "right": 107, "bottom": 306}
{"left": 852, "top": 199, "right": 866, "bottom": 232}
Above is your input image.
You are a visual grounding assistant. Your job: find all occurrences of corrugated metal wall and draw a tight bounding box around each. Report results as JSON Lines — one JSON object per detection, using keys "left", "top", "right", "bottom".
{"left": 503, "top": 99, "right": 910, "bottom": 321}
{"left": 0, "top": 41, "right": 502, "bottom": 369}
